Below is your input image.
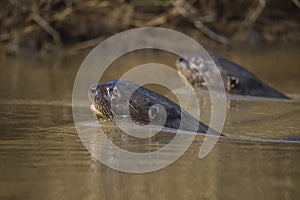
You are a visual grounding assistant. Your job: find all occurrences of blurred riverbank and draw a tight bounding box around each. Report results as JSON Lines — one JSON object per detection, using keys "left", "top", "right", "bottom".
{"left": 1, "top": 0, "right": 299, "bottom": 58}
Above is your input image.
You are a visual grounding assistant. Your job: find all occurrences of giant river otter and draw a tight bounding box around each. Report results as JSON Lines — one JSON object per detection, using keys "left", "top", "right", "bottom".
{"left": 89, "top": 81, "right": 222, "bottom": 136}
{"left": 176, "top": 54, "right": 290, "bottom": 99}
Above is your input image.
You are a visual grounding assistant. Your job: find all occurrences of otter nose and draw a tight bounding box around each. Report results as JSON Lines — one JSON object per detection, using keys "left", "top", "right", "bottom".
{"left": 178, "top": 57, "right": 185, "bottom": 62}
{"left": 88, "top": 84, "right": 98, "bottom": 101}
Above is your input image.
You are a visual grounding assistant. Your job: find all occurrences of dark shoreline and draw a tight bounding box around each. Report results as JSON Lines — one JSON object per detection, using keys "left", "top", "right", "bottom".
{"left": 1, "top": 0, "right": 299, "bottom": 57}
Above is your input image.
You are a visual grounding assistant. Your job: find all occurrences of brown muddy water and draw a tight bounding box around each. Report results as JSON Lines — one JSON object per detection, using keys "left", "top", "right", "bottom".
{"left": 0, "top": 45, "right": 300, "bottom": 199}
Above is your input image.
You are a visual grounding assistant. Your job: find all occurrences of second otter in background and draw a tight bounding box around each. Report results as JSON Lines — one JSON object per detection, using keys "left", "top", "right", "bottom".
{"left": 176, "top": 54, "right": 290, "bottom": 99}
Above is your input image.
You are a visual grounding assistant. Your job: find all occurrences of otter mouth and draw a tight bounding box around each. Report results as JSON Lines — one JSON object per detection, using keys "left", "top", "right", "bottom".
{"left": 90, "top": 101, "right": 113, "bottom": 120}
{"left": 89, "top": 84, "right": 107, "bottom": 120}
{"left": 89, "top": 104, "right": 103, "bottom": 118}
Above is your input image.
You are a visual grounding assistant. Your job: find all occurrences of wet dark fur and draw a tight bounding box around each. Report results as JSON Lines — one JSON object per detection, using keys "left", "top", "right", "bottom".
{"left": 89, "top": 81, "right": 221, "bottom": 135}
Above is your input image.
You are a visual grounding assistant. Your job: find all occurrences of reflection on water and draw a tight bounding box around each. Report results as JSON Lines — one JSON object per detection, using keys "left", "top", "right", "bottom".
{"left": 0, "top": 45, "right": 300, "bottom": 199}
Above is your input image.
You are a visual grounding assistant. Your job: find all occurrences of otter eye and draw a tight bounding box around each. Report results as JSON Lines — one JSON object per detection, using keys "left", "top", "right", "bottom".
{"left": 107, "top": 87, "right": 114, "bottom": 96}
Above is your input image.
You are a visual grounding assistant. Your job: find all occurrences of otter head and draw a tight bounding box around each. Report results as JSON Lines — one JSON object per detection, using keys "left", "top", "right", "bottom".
{"left": 176, "top": 54, "right": 241, "bottom": 93}
{"left": 176, "top": 56, "right": 205, "bottom": 87}
{"left": 176, "top": 55, "right": 218, "bottom": 88}
{"left": 88, "top": 82, "right": 116, "bottom": 120}
{"left": 89, "top": 81, "right": 140, "bottom": 121}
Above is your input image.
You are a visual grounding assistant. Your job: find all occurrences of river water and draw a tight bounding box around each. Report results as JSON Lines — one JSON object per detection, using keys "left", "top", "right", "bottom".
{"left": 0, "top": 44, "right": 299, "bottom": 199}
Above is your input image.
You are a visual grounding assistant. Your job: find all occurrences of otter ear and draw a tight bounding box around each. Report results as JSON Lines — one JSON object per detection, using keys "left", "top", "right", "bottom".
{"left": 226, "top": 76, "right": 239, "bottom": 91}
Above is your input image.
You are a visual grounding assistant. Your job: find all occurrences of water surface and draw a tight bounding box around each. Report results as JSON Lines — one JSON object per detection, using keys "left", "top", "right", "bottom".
{"left": 0, "top": 45, "right": 299, "bottom": 199}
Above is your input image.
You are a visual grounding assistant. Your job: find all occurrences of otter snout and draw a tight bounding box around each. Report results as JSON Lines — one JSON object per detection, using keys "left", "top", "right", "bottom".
{"left": 176, "top": 56, "right": 189, "bottom": 71}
